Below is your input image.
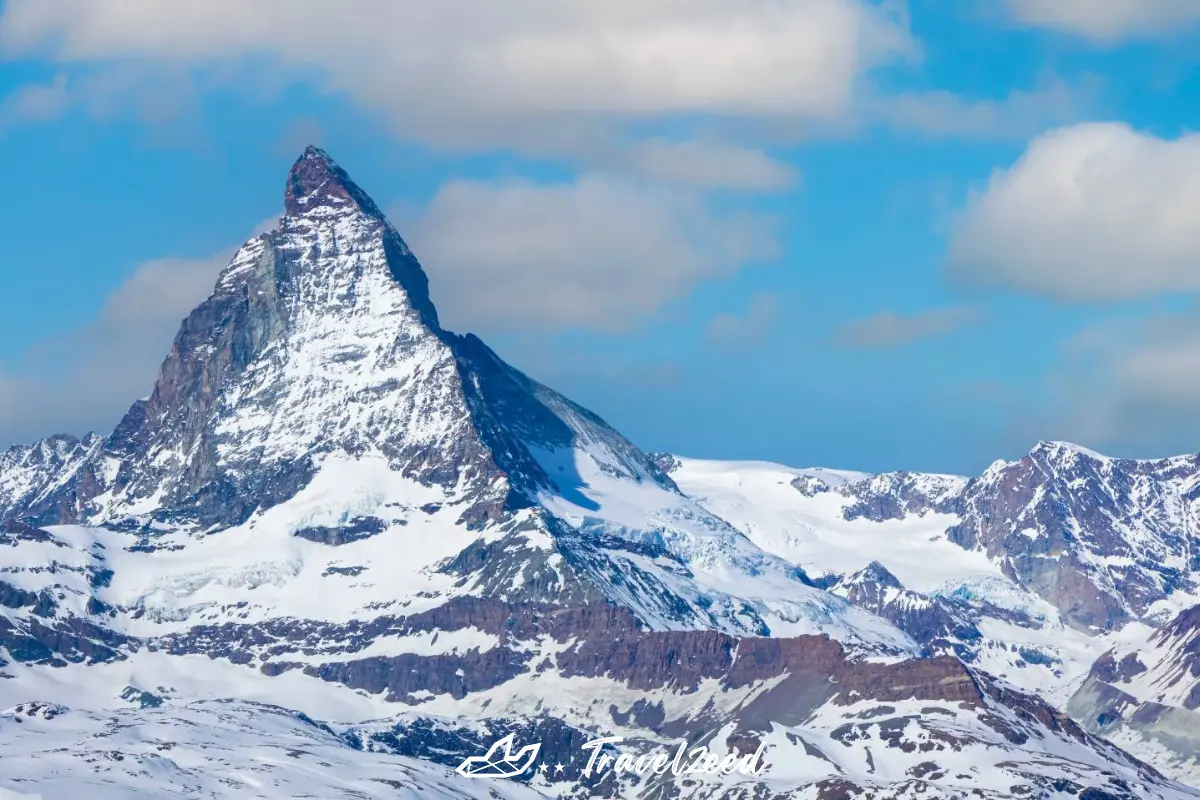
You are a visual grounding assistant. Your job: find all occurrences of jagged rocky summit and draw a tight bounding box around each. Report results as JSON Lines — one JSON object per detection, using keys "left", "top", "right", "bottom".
{"left": 1, "top": 148, "right": 1198, "bottom": 799}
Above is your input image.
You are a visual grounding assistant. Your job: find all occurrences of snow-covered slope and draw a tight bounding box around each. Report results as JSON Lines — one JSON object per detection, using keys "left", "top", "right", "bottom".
{"left": 0, "top": 700, "right": 546, "bottom": 800}
{"left": 659, "top": 456, "right": 981, "bottom": 591}
{"left": 662, "top": 457, "right": 1102, "bottom": 697}
{"left": 665, "top": 452, "right": 1200, "bottom": 786}
{"left": 1069, "top": 604, "right": 1200, "bottom": 786}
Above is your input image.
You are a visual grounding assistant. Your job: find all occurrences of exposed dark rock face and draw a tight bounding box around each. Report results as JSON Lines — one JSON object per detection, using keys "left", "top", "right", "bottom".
{"left": 832, "top": 563, "right": 981, "bottom": 656}
{"left": 293, "top": 515, "right": 390, "bottom": 545}
{"left": 839, "top": 473, "right": 963, "bottom": 522}
{"left": 0, "top": 519, "right": 63, "bottom": 546}
{"left": 647, "top": 452, "right": 682, "bottom": 475}
{"left": 121, "top": 686, "right": 165, "bottom": 708}
{"left": 308, "top": 647, "right": 530, "bottom": 702}
{"left": 0, "top": 613, "right": 131, "bottom": 666}
{"left": 948, "top": 443, "right": 1200, "bottom": 631}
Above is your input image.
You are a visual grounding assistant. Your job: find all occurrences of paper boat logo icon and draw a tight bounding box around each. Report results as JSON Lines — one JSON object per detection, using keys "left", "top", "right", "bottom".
{"left": 456, "top": 733, "right": 541, "bottom": 779}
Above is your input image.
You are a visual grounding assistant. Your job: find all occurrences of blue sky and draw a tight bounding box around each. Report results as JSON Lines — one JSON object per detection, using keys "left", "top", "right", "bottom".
{"left": 1, "top": 0, "right": 1200, "bottom": 475}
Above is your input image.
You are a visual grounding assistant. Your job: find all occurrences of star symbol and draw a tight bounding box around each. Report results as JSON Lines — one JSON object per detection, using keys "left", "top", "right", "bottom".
{"left": 537, "top": 763, "right": 548, "bottom": 775}
{"left": 554, "top": 763, "right": 565, "bottom": 774}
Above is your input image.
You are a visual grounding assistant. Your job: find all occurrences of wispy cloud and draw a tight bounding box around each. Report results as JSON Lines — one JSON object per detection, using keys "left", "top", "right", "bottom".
{"left": 706, "top": 293, "right": 782, "bottom": 350}
{"left": 869, "top": 75, "right": 1100, "bottom": 140}
{"left": 1005, "top": 0, "right": 1200, "bottom": 41}
{"left": 836, "top": 307, "right": 979, "bottom": 349}
{"left": 1010, "top": 312, "right": 1200, "bottom": 456}
{"left": 0, "top": 72, "right": 69, "bottom": 127}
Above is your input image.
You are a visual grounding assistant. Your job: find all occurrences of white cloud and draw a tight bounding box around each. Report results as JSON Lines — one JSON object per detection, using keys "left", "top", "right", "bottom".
{"left": 0, "top": 249, "right": 233, "bottom": 446}
{"left": 407, "top": 176, "right": 777, "bottom": 332}
{"left": 836, "top": 307, "right": 978, "bottom": 348}
{"left": 0, "top": 0, "right": 912, "bottom": 150}
{"left": 1006, "top": 0, "right": 1200, "bottom": 41}
{"left": 949, "top": 123, "right": 1200, "bottom": 301}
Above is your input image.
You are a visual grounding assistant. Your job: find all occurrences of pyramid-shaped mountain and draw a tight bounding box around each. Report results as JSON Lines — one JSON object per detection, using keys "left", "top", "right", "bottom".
{"left": 16, "top": 147, "right": 673, "bottom": 532}
{"left": 0, "top": 147, "right": 910, "bottom": 646}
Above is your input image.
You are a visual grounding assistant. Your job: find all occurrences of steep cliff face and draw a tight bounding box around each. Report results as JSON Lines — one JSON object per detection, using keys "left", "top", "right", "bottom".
{"left": 950, "top": 442, "right": 1200, "bottom": 631}
{"left": 832, "top": 562, "right": 981, "bottom": 657}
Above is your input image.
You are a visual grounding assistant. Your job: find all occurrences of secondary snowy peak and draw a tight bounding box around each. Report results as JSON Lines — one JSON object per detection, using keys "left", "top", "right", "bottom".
{"left": 0, "top": 433, "right": 104, "bottom": 525}
{"left": 952, "top": 441, "right": 1200, "bottom": 631}
{"left": 833, "top": 562, "right": 982, "bottom": 657}
{"left": 841, "top": 561, "right": 904, "bottom": 591}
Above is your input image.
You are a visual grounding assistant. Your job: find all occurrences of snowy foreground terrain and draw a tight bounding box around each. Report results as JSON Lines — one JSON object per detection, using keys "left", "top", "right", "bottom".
{"left": 3, "top": 148, "right": 1200, "bottom": 798}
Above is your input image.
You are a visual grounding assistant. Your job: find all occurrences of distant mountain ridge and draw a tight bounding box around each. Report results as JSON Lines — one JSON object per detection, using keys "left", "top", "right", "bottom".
{"left": 660, "top": 441, "right": 1200, "bottom": 633}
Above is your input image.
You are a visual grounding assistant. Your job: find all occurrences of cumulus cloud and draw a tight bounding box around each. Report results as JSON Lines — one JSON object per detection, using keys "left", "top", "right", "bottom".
{"left": 0, "top": 249, "right": 233, "bottom": 446}
{"left": 1006, "top": 0, "right": 1200, "bottom": 41}
{"left": 0, "top": 0, "right": 912, "bottom": 152}
{"left": 949, "top": 123, "right": 1200, "bottom": 301}
{"left": 408, "top": 176, "right": 777, "bottom": 333}
{"left": 836, "top": 307, "right": 979, "bottom": 349}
